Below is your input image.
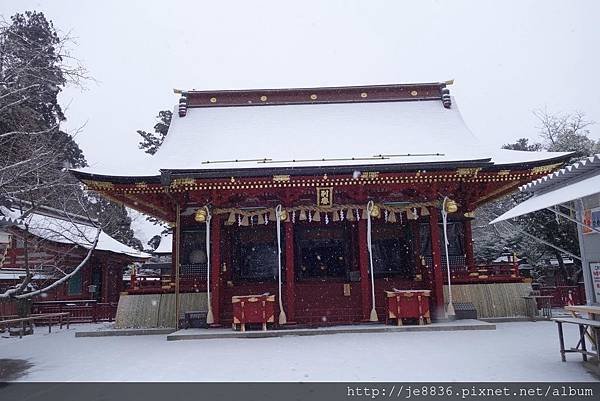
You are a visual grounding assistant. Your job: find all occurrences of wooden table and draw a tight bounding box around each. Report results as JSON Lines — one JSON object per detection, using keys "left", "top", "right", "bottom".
{"left": 564, "top": 305, "right": 600, "bottom": 347}
{"left": 564, "top": 305, "right": 600, "bottom": 318}
{"left": 232, "top": 294, "right": 275, "bottom": 332}
{"left": 552, "top": 317, "right": 600, "bottom": 375}
{"left": 385, "top": 290, "right": 431, "bottom": 326}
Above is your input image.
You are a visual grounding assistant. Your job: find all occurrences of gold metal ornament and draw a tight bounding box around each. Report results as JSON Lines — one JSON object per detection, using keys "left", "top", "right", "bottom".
{"left": 194, "top": 209, "right": 207, "bottom": 223}
{"left": 279, "top": 210, "right": 288, "bottom": 221}
{"left": 310, "top": 94, "right": 318, "bottom": 100}
{"left": 410, "top": 90, "right": 418, "bottom": 96}
{"left": 444, "top": 199, "right": 458, "bottom": 213}
{"left": 369, "top": 204, "right": 381, "bottom": 218}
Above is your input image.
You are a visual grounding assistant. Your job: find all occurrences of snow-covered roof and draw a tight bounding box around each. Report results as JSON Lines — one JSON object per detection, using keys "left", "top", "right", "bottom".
{"left": 491, "top": 154, "right": 600, "bottom": 224}
{"left": 520, "top": 154, "right": 600, "bottom": 193}
{"left": 0, "top": 206, "right": 150, "bottom": 259}
{"left": 72, "top": 84, "right": 570, "bottom": 178}
{"left": 153, "top": 234, "right": 172, "bottom": 254}
{"left": 0, "top": 269, "right": 51, "bottom": 281}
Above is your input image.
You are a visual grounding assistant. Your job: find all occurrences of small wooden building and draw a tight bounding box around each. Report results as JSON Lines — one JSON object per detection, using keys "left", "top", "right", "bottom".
{"left": 72, "top": 82, "right": 571, "bottom": 326}
{"left": 0, "top": 203, "right": 149, "bottom": 304}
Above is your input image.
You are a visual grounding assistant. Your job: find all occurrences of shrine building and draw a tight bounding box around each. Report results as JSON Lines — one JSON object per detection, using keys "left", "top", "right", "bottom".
{"left": 71, "top": 82, "right": 572, "bottom": 328}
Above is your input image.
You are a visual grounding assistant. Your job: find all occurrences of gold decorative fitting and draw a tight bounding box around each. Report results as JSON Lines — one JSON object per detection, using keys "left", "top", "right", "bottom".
{"left": 498, "top": 170, "right": 511, "bottom": 176}
{"left": 194, "top": 209, "right": 207, "bottom": 223}
{"left": 82, "top": 179, "right": 114, "bottom": 190}
{"left": 210, "top": 97, "right": 217, "bottom": 103}
{"left": 171, "top": 178, "right": 195, "bottom": 188}
{"left": 272, "top": 174, "right": 290, "bottom": 182}
{"left": 260, "top": 95, "right": 267, "bottom": 102}
{"left": 360, "top": 92, "right": 368, "bottom": 98}
{"left": 444, "top": 199, "right": 458, "bottom": 213}
{"left": 464, "top": 211, "right": 475, "bottom": 218}
{"left": 279, "top": 210, "right": 288, "bottom": 222}
{"left": 310, "top": 94, "right": 318, "bottom": 100}
{"left": 410, "top": 90, "right": 418, "bottom": 96}
{"left": 363, "top": 171, "right": 379, "bottom": 179}
{"left": 369, "top": 204, "right": 381, "bottom": 218}
{"left": 531, "top": 163, "right": 562, "bottom": 174}
{"left": 456, "top": 167, "right": 482, "bottom": 176}
{"left": 135, "top": 182, "right": 148, "bottom": 188}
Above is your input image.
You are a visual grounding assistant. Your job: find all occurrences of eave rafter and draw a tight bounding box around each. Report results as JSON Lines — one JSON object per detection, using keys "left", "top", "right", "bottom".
{"left": 80, "top": 162, "right": 565, "bottom": 220}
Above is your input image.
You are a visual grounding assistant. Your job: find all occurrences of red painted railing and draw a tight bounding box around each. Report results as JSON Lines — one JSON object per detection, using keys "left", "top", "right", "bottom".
{"left": 32, "top": 300, "right": 118, "bottom": 322}
{"left": 0, "top": 301, "right": 17, "bottom": 317}
{"left": 540, "top": 285, "right": 586, "bottom": 307}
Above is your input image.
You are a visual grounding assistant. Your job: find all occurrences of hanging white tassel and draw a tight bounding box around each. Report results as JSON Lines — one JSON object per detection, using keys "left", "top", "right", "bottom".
{"left": 340, "top": 209, "right": 345, "bottom": 221}
{"left": 384, "top": 209, "right": 389, "bottom": 222}
{"left": 366, "top": 201, "right": 378, "bottom": 322}
{"left": 308, "top": 211, "right": 313, "bottom": 222}
{"left": 275, "top": 205, "right": 287, "bottom": 325}
{"left": 237, "top": 214, "right": 242, "bottom": 226}
{"left": 325, "top": 213, "right": 329, "bottom": 224}
{"left": 292, "top": 210, "right": 296, "bottom": 223}
{"left": 356, "top": 209, "right": 361, "bottom": 221}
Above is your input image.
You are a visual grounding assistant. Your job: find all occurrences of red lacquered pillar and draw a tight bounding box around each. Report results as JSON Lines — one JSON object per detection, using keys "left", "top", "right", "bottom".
{"left": 284, "top": 221, "right": 295, "bottom": 323}
{"left": 210, "top": 216, "right": 221, "bottom": 325}
{"left": 463, "top": 216, "right": 476, "bottom": 274}
{"left": 358, "top": 219, "right": 371, "bottom": 320}
{"left": 428, "top": 207, "right": 445, "bottom": 319}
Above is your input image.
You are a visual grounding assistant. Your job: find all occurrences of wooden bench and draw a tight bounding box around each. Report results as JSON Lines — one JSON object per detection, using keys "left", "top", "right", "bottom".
{"left": 0, "top": 312, "right": 70, "bottom": 339}
{"left": 552, "top": 317, "right": 600, "bottom": 366}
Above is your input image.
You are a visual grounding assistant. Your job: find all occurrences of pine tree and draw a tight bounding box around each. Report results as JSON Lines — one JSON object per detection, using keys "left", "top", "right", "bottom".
{"left": 137, "top": 110, "right": 172, "bottom": 155}
{"left": 474, "top": 110, "right": 598, "bottom": 284}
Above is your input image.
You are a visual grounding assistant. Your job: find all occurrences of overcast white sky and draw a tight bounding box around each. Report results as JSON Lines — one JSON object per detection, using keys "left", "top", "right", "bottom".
{"left": 4, "top": 0, "right": 600, "bottom": 243}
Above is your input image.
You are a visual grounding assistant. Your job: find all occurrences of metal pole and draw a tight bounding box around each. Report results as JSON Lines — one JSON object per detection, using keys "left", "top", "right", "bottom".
{"left": 574, "top": 200, "right": 594, "bottom": 304}
{"left": 174, "top": 203, "right": 181, "bottom": 330}
{"left": 496, "top": 221, "right": 581, "bottom": 262}
{"left": 546, "top": 206, "right": 600, "bottom": 234}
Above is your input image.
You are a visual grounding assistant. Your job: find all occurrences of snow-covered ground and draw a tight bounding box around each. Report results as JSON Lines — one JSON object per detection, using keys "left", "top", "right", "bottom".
{"left": 0, "top": 321, "right": 596, "bottom": 382}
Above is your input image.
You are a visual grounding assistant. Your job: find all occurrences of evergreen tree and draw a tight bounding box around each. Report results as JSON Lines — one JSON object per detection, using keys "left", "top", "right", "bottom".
{"left": 137, "top": 110, "right": 172, "bottom": 155}
{"left": 474, "top": 110, "right": 597, "bottom": 284}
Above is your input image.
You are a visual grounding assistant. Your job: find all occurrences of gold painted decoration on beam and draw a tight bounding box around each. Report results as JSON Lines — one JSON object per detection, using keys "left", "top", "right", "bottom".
{"left": 82, "top": 179, "right": 114, "bottom": 190}
{"left": 171, "top": 178, "right": 196, "bottom": 188}
{"left": 456, "top": 167, "right": 482, "bottom": 177}
{"left": 531, "top": 163, "right": 563, "bottom": 174}
{"left": 273, "top": 174, "right": 290, "bottom": 182}
{"left": 316, "top": 187, "right": 333, "bottom": 207}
